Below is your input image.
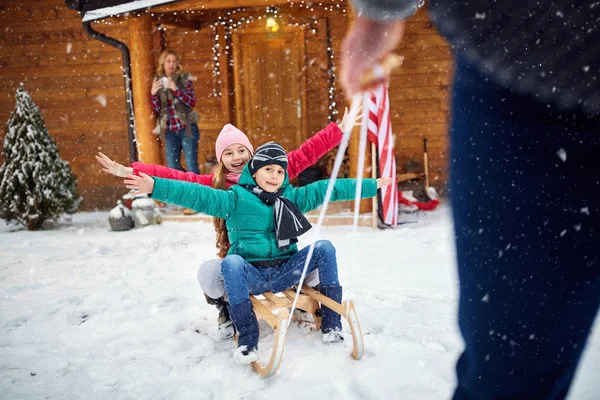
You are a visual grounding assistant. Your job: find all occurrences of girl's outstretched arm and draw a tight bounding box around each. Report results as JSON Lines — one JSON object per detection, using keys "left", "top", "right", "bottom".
{"left": 96, "top": 152, "right": 133, "bottom": 177}
{"left": 124, "top": 174, "right": 234, "bottom": 219}
{"left": 96, "top": 152, "right": 214, "bottom": 185}
{"left": 131, "top": 162, "right": 214, "bottom": 186}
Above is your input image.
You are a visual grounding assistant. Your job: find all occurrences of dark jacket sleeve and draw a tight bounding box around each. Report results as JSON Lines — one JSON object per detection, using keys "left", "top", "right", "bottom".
{"left": 350, "top": 0, "right": 421, "bottom": 22}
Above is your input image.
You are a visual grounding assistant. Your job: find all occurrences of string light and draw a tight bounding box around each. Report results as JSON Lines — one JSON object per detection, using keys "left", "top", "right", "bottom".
{"left": 94, "top": 1, "right": 347, "bottom": 117}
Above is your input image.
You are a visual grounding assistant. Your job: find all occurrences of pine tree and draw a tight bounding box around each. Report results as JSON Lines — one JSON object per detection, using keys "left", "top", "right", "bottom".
{"left": 0, "top": 85, "right": 81, "bottom": 230}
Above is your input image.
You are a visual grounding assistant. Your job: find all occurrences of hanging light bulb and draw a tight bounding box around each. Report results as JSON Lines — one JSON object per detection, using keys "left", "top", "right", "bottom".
{"left": 265, "top": 16, "right": 279, "bottom": 33}
{"left": 265, "top": 7, "right": 280, "bottom": 33}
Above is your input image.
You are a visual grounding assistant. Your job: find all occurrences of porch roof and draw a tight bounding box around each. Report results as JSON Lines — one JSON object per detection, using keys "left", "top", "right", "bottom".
{"left": 66, "top": 0, "right": 179, "bottom": 22}
{"left": 67, "top": 0, "right": 344, "bottom": 23}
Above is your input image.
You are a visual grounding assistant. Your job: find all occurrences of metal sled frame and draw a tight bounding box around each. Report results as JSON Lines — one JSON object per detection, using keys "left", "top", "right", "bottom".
{"left": 248, "top": 284, "right": 364, "bottom": 377}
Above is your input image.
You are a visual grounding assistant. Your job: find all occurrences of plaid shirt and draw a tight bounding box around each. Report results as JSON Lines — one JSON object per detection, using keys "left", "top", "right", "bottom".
{"left": 150, "top": 79, "right": 196, "bottom": 131}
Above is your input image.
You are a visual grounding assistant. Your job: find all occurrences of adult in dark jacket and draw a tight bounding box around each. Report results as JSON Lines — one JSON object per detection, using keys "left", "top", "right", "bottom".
{"left": 342, "top": 1, "right": 600, "bottom": 399}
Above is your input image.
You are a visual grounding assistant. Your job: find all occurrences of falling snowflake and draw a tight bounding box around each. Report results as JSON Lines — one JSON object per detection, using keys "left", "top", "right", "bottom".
{"left": 556, "top": 148, "right": 567, "bottom": 162}
{"left": 94, "top": 95, "right": 107, "bottom": 108}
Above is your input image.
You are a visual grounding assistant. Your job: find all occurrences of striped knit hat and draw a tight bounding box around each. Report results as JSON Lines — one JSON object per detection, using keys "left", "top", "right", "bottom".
{"left": 248, "top": 142, "right": 288, "bottom": 175}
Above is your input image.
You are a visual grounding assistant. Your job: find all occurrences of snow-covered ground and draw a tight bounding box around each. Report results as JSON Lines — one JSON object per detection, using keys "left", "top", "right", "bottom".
{"left": 1, "top": 205, "right": 598, "bottom": 399}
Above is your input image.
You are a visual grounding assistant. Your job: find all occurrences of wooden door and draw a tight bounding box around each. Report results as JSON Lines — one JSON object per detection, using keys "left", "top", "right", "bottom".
{"left": 232, "top": 26, "right": 307, "bottom": 152}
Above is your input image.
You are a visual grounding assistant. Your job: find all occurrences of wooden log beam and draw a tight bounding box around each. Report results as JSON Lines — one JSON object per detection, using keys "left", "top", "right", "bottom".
{"left": 128, "top": 13, "right": 162, "bottom": 164}
{"left": 152, "top": 0, "right": 341, "bottom": 13}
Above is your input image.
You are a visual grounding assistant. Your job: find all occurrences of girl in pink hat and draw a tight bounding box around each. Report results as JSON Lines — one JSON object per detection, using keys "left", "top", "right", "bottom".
{"left": 96, "top": 107, "right": 361, "bottom": 337}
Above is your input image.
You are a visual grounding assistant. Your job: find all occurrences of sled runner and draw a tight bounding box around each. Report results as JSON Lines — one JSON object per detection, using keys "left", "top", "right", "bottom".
{"left": 247, "top": 284, "right": 364, "bottom": 377}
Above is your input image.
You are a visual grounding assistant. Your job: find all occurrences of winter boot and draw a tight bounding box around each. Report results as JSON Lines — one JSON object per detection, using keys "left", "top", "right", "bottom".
{"left": 204, "top": 294, "right": 235, "bottom": 340}
{"left": 228, "top": 300, "right": 260, "bottom": 364}
{"left": 319, "top": 285, "right": 344, "bottom": 344}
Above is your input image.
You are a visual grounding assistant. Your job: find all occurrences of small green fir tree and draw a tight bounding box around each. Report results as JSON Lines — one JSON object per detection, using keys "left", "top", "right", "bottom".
{"left": 0, "top": 85, "right": 81, "bottom": 230}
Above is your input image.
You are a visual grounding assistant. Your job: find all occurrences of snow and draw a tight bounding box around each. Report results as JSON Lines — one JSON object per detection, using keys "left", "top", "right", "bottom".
{"left": 81, "top": 0, "right": 179, "bottom": 22}
{"left": 131, "top": 196, "right": 155, "bottom": 209}
{"left": 94, "top": 94, "right": 107, "bottom": 108}
{"left": 109, "top": 204, "right": 131, "bottom": 219}
{"left": 1, "top": 205, "right": 598, "bottom": 399}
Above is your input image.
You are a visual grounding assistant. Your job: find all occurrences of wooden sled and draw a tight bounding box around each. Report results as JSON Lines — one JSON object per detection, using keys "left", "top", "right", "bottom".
{"left": 248, "top": 284, "right": 364, "bottom": 377}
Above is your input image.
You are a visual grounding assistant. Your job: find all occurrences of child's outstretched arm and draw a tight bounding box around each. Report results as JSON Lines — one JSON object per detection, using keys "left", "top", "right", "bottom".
{"left": 96, "top": 152, "right": 213, "bottom": 186}
{"left": 131, "top": 162, "right": 213, "bottom": 185}
{"left": 124, "top": 173, "right": 234, "bottom": 218}
{"left": 289, "top": 177, "right": 391, "bottom": 213}
{"left": 286, "top": 104, "right": 362, "bottom": 179}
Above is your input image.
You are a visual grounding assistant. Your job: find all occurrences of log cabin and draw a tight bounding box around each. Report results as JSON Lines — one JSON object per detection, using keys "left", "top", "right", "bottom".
{"left": 0, "top": 0, "right": 452, "bottom": 212}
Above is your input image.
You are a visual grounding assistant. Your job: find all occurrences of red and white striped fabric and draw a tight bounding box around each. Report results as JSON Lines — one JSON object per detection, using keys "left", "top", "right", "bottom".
{"left": 362, "top": 84, "right": 398, "bottom": 226}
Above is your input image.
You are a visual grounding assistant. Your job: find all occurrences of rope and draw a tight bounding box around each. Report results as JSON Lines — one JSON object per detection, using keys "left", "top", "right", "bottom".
{"left": 286, "top": 94, "right": 364, "bottom": 325}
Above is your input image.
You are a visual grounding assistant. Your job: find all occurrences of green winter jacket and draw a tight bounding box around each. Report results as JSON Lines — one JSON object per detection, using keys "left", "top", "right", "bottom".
{"left": 150, "top": 165, "right": 377, "bottom": 263}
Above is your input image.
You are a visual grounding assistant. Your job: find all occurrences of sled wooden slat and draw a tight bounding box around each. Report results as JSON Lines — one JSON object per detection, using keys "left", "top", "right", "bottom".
{"left": 299, "top": 285, "right": 346, "bottom": 316}
{"left": 262, "top": 292, "right": 288, "bottom": 308}
{"left": 250, "top": 296, "right": 279, "bottom": 328}
{"left": 252, "top": 308, "right": 289, "bottom": 378}
{"left": 281, "top": 289, "right": 297, "bottom": 301}
{"left": 300, "top": 285, "right": 364, "bottom": 361}
{"left": 247, "top": 284, "right": 364, "bottom": 377}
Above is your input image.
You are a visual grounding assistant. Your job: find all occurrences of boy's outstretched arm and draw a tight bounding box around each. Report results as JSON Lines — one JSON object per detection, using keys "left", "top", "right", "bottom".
{"left": 289, "top": 177, "right": 390, "bottom": 213}
{"left": 124, "top": 173, "right": 234, "bottom": 219}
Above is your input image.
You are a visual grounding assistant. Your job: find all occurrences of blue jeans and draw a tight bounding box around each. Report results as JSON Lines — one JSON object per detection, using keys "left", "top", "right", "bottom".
{"left": 164, "top": 123, "right": 200, "bottom": 174}
{"left": 221, "top": 240, "right": 339, "bottom": 306}
{"left": 450, "top": 55, "right": 600, "bottom": 400}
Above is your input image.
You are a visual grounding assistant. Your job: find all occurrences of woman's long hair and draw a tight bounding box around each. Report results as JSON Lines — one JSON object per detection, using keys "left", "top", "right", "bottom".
{"left": 211, "top": 162, "right": 230, "bottom": 258}
{"left": 156, "top": 49, "right": 183, "bottom": 77}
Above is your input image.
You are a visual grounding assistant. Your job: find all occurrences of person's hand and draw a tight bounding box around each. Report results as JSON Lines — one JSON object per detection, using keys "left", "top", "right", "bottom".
{"left": 151, "top": 78, "right": 162, "bottom": 96}
{"left": 95, "top": 152, "right": 133, "bottom": 178}
{"left": 338, "top": 103, "right": 363, "bottom": 133}
{"left": 165, "top": 78, "right": 178, "bottom": 91}
{"left": 340, "top": 16, "right": 405, "bottom": 99}
{"left": 376, "top": 177, "right": 393, "bottom": 189}
{"left": 124, "top": 173, "right": 155, "bottom": 195}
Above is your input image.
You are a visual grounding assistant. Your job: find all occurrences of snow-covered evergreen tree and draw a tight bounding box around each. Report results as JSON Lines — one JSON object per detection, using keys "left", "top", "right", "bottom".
{"left": 0, "top": 85, "right": 81, "bottom": 230}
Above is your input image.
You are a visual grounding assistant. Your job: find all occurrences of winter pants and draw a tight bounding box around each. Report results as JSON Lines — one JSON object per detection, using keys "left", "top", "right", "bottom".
{"left": 220, "top": 240, "right": 339, "bottom": 306}
{"left": 198, "top": 258, "right": 320, "bottom": 300}
{"left": 450, "top": 54, "right": 600, "bottom": 400}
{"left": 165, "top": 123, "right": 200, "bottom": 174}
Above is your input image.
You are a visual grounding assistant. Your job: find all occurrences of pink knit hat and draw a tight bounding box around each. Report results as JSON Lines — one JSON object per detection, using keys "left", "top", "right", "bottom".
{"left": 215, "top": 124, "right": 254, "bottom": 162}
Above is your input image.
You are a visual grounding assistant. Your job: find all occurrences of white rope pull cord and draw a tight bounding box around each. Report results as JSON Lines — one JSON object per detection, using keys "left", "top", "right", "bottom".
{"left": 287, "top": 94, "right": 363, "bottom": 326}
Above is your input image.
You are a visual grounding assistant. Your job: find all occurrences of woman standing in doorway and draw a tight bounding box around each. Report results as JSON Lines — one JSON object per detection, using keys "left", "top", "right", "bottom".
{"left": 150, "top": 49, "right": 200, "bottom": 174}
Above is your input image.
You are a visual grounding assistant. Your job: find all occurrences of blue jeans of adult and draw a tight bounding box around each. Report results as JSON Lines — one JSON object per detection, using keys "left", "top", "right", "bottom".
{"left": 164, "top": 123, "right": 200, "bottom": 174}
{"left": 221, "top": 240, "right": 339, "bottom": 306}
{"left": 450, "top": 54, "right": 600, "bottom": 400}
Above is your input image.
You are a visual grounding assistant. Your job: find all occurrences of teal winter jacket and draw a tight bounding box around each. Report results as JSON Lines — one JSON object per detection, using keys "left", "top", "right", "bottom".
{"left": 150, "top": 165, "right": 377, "bottom": 263}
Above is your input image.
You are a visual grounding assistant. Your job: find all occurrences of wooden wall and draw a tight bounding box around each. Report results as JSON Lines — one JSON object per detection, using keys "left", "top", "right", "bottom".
{"left": 0, "top": 0, "right": 131, "bottom": 209}
{"left": 390, "top": 6, "right": 452, "bottom": 192}
{"left": 160, "top": 8, "right": 339, "bottom": 167}
{"left": 0, "top": 1, "right": 452, "bottom": 210}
